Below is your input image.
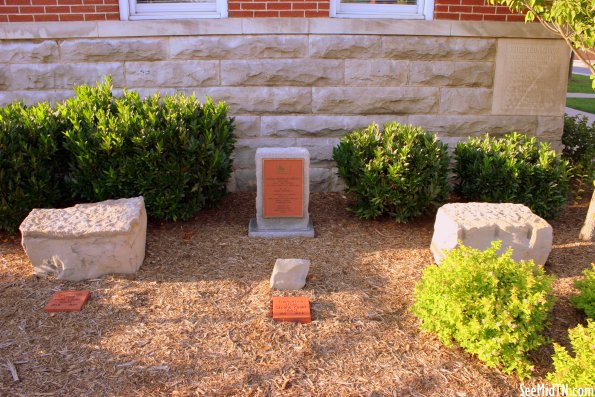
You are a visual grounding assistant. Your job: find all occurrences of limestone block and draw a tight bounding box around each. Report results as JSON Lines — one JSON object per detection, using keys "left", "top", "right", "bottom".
{"left": 60, "top": 38, "right": 168, "bottom": 62}
{"left": 330, "top": 167, "right": 347, "bottom": 192}
{"left": 310, "top": 168, "right": 331, "bottom": 192}
{"left": 221, "top": 60, "right": 343, "bottom": 86}
{"left": 430, "top": 202, "right": 553, "bottom": 265}
{"left": 270, "top": 259, "right": 311, "bottom": 290}
{"left": 233, "top": 116, "right": 262, "bottom": 138}
{"left": 296, "top": 137, "right": 340, "bottom": 166}
{"left": 409, "top": 61, "right": 494, "bottom": 87}
{"left": 312, "top": 87, "right": 439, "bottom": 114}
{"left": 233, "top": 138, "right": 297, "bottom": 169}
{"left": 382, "top": 37, "right": 496, "bottom": 61}
{"left": 261, "top": 115, "right": 409, "bottom": 138}
{"left": 170, "top": 35, "right": 308, "bottom": 59}
{"left": 439, "top": 88, "right": 493, "bottom": 115}
{"left": 3, "top": 63, "right": 124, "bottom": 90}
{"left": 409, "top": 115, "right": 538, "bottom": 137}
{"left": 19, "top": 197, "right": 147, "bottom": 281}
{"left": 125, "top": 61, "right": 219, "bottom": 87}
{"left": 536, "top": 116, "right": 564, "bottom": 141}
{"left": 0, "top": 41, "right": 59, "bottom": 63}
{"left": 232, "top": 169, "right": 257, "bottom": 192}
{"left": 309, "top": 35, "right": 381, "bottom": 59}
{"left": 345, "top": 60, "right": 409, "bottom": 86}
{"left": 0, "top": 90, "right": 72, "bottom": 106}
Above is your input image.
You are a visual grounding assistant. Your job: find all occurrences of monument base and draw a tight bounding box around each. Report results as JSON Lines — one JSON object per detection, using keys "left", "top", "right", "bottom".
{"left": 248, "top": 218, "right": 315, "bottom": 238}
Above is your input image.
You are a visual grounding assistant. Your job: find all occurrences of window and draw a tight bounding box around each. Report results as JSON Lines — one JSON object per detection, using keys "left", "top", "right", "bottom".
{"left": 330, "top": 0, "right": 433, "bottom": 19}
{"left": 119, "top": 0, "right": 227, "bottom": 19}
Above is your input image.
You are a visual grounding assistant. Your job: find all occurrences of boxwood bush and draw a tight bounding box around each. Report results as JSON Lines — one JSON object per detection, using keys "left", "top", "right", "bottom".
{"left": 411, "top": 241, "right": 555, "bottom": 379}
{"left": 59, "top": 79, "right": 235, "bottom": 221}
{"left": 333, "top": 122, "right": 451, "bottom": 222}
{"left": 572, "top": 264, "right": 595, "bottom": 319}
{"left": 0, "top": 101, "right": 67, "bottom": 231}
{"left": 562, "top": 114, "right": 594, "bottom": 196}
{"left": 547, "top": 320, "right": 595, "bottom": 387}
{"left": 454, "top": 132, "right": 571, "bottom": 220}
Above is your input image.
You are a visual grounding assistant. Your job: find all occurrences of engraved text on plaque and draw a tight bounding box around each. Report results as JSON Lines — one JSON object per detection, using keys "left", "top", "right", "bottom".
{"left": 263, "top": 159, "right": 303, "bottom": 218}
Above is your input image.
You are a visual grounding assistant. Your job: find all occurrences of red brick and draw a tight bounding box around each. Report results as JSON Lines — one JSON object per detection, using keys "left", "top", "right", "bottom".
{"left": 105, "top": 12, "right": 118, "bottom": 19}
{"left": 317, "top": 2, "right": 329, "bottom": 9}
{"left": 45, "top": 4, "right": 69, "bottom": 11}
{"left": 449, "top": 4, "right": 472, "bottom": 12}
{"left": 0, "top": 14, "right": 8, "bottom": 21}
{"left": 434, "top": 4, "right": 449, "bottom": 11}
{"left": 0, "top": 5, "right": 18, "bottom": 11}
{"left": 19, "top": 5, "right": 44, "bottom": 11}
{"left": 59, "top": 12, "right": 84, "bottom": 19}
{"left": 293, "top": 2, "right": 317, "bottom": 9}
{"left": 44, "top": 290, "right": 91, "bottom": 313}
{"left": 83, "top": 0, "right": 105, "bottom": 4}
{"left": 495, "top": 6, "right": 514, "bottom": 13}
{"left": 434, "top": 0, "right": 460, "bottom": 4}
{"left": 5, "top": 0, "right": 31, "bottom": 5}
{"left": 242, "top": 2, "right": 265, "bottom": 9}
{"left": 30, "top": 0, "right": 55, "bottom": 4}
{"left": 434, "top": 11, "right": 460, "bottom": 19}
{"left": 35, "top": 13, "right": 59, "bottom": 20}
{"left": 8, "top": 13, "right": 34, "bottom": 20}
{"left": 459, "top": 0, "right": 485, "bottom": 4}
{"left": 95, "top": 4, "right": 117, "bottom": 11}
{"left": 229, "top": 9, "right": 254, "bottom": 16}
{"left": 59, "top": 0, "right": 82, "bottom": 5}
{"left": 84, "top": 12, "right": 106, "bottom": 19}
{"left": 460, "top": 12, "right": 482, "bottom": 20}
{"left": 279, "top": 10, "right": 304, "bottom": 16}
{"left": 472, "top": 5, "right": 495, "bottom": 13}
{"left": 305, "top": 10, "right": 325, "bottom": 16}
{"left": 71, "top": 4, "right": 94, "bottom": 11}
{"left": 267, "top": 2, "right": 290, "bottom": 9}
{"left": 228, "top": 2, "right": 240, "bottom": 10}
{"left": 506, "top": 14, "right": 526, "bottom": 21}
{"left": 483, "top": 13, "right": 506, "bottom": 20}
{"left": 254, "top": 10, "right": 276, "bottom": 16}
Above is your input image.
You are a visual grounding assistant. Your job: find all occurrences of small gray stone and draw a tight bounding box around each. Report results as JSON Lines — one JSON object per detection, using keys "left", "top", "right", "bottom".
{"left": 270, "top": 258, "right": 311, "bottom": 290}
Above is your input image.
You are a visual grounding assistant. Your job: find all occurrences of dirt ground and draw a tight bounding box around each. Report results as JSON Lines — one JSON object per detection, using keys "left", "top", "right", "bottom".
{"left": 0, "top": 192, "right": 593, "bottom": 397}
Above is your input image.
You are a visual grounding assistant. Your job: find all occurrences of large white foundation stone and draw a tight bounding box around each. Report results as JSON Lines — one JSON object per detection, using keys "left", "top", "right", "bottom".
{"left": 19, "top": 197, "right": 147, "bottom": 281}
{"left": 430, "top": 202, "right": 553, "bottom": 265}
{"left": 270, "top": 258, "right": 311, "bottom": 290}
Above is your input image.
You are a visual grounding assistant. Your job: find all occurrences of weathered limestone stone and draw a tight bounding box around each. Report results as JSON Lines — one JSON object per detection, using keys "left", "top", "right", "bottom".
{"left": 409, "top": 61, "right": 494, "bottom": 87}
{"left": 492, "top": 39, "right": 568, "bottom": 116}
{"left": 20, "top": 197, "right": 147, "bottom": 281}
{"left": 439, "top": 88, "right": 493, "bottom": 114}
{"left": 233, "top": 116, "right": 262, "bottom": 138}
{"left": 170, "top": 35, "right": 308, "bottom": 59}
{"left": 261, "top": 115, "right": 409, "bottom": 137}
{"left": 430, "top": 202, "right": 553, "bottom": 265}
{"left": 3, "top": 63, "right": 124, "bottom": 90}
{"left": 270, "top": 259, "right": 311, "bottom": 290}
{"left": 310, "top": 168, "right": 332, "bottom": 192}
{"left": 60, "top": 38, "right": 168, "bottom": 62}
{"left": 345, "top": 60, "right": 409, "bottom": 86}
{"left": 125, "top": 61, "right": 219, "bottom": 87}
{"left": 296, "top": 137, "right": 340, "bottom": 167}
{"left": 537, "top": 116, "right": 565, "bottom": 141}
{"left": 409, "top": 115, "right": 537, "bottom": 136}
{"left": 0, "top": 90, "right": 72, "bottom": 106}
{"left": 249, "top": 147, "right": 314, "bottom": 238}
{"left": 0, "top": 41, "right": 59, "bottom": 63}
{"left": 309, "top": 35, "right": 381, "bottom": 59}
{"left": 233, "top": 138, "right": 297, "bottom": 169}
{"left": 312, "top": 87, "right": 438, "bottom": 114}
{"left": 221, "top": 60, "right": 343, "bottom": 86}
{"left": 382, "top": 37, "right": 497, "bottom": 60}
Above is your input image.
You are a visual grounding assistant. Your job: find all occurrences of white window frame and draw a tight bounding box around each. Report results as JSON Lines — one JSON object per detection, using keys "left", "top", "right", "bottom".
{"left": 330, "top": 0, "right": 433, "bottom": 19}
{"left": 119, "top": 0, "right": 227, "bottom": 20}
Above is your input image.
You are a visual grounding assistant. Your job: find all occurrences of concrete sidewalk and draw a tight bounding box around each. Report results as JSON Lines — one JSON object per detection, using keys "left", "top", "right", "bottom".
{"left": 566, "top": 60, "right": 594, "bottom": 123}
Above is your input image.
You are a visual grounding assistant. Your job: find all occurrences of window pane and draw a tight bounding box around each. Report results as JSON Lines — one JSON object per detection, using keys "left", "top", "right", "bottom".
{"left": 341, "top": 0, "right": 416, "bottom": 4}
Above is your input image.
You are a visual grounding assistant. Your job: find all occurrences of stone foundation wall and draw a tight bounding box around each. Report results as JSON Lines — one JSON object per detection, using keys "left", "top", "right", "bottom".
{"left": 0, "top": 19, "right": 569, "bottom": 192}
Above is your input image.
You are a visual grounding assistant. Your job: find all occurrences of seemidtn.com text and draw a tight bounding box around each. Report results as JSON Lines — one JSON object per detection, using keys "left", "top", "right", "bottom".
{"left": 520, "top": 384, "right": 595, "bottom": 397}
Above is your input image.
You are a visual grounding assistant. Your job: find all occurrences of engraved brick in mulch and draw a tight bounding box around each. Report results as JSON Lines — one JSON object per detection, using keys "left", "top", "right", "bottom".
{"left": 44, "top": 290, "right": 91, "bottom": 312}
{"left": 271, "top": 296, "right": 311, "bottom": 324}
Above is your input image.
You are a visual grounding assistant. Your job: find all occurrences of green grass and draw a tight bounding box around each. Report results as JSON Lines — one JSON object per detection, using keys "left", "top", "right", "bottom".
{"left": 568, "top": 74, "right": 595, "bottom": 93}
{"left": 566, "top": 98, "right": 595, "bottom": 113}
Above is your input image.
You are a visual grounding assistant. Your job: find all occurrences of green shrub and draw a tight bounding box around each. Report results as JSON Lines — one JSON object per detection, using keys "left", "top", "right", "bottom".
{"left": 547, "top": 320, "right": 595, "bottom": 388}
{"left": 562, "top": 114, "right": 595, "bottom": 196}
{"left": 411, "top": 241, "right": 555, "bottom": 379}
{"left": 0, "top": 101, "right": 67, "bottom": 231}
{"left": 572, "top": 264, "right": 595, "bottom": 319}
{"left": 454, "top": 132, "right": 571, "bottom": 220}
{"left": 332, "top": 122, "right": 451, "bottom": 222}
{"left": 59, "top": 78, "right": 235, "bottom": 221}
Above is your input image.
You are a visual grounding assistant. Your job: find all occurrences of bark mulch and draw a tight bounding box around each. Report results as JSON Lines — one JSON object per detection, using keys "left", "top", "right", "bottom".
{"left": 0, "top": 193, "right": 593, "bottom": 396}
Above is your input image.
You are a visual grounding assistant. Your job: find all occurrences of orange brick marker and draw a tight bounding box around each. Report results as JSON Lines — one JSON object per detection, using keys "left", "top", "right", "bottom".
{"left": 44, "top": 290, "right": 91, "bottom": 312}
{"left": 271, "top": 296, "right": 311, "bottom": 324}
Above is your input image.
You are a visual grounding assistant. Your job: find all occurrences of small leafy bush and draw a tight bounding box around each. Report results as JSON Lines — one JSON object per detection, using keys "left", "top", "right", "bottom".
{"left": 332, "top": 122, "right": 451, "bottom": 222}
{"left": 572, "top": 264, "right": 595, "bottom": 319}
{"left": 562, "top": 114, "right": 594, "bottom": 196}
{"left": 59, "top": 78, "right": 235, "bottom": 221}
{"left": 0, "top": 101, "right": 67, "bottom": 231}
{"left": 547, "top": 320, "right": 595, "bottom": 387}
{"left": 454, "top": 132, "right": 571, "bottom": 220}
{"left": 411, "top": 241, "right": 555, "bottom": 379}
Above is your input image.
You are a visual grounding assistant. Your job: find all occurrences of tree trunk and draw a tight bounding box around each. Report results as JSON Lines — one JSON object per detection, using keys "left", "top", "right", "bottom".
{"left": 579, "top": 189, "right": 595, "bottom": 241}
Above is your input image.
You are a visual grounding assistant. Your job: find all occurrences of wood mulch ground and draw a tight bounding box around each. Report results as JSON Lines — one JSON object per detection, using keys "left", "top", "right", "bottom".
{"left": 0, "top": 192, "right": 593, "bottom": 397}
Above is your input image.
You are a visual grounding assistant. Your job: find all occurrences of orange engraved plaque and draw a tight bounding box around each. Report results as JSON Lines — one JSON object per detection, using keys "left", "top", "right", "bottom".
{"left": 44, "top": 290, "right": 91, "bottom": 312}
{"left": 271, "top": 296, "right": 311, "bottom": 324}
{"left": 263, "top": 158, "right": 303, "bottom": 218}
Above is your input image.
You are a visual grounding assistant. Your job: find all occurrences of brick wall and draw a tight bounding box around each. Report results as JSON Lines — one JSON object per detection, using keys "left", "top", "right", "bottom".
{"left": 433, "top": 0, "right": 525, "bottom": 21}
{"left": 0, "top": 0, "right": 119, "bottom": 22}
{"left": 228, "top": 0, "right": 328, "bottom": 17}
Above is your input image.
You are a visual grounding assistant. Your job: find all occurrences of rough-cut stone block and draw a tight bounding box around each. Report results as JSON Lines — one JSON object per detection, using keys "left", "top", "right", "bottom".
{"left": 2, "top": 63, "right": 124, "bottom": 90}
{"left": 330, "top": 167, "right": 346, "bottom": 192}
{"left": 409, "top": 115, "right": 537, "bottom": 137}
{"left": 233, "top": 116, "right": 262, "bottom": 138}
{"left": 125, "top": 61, "right": 219, "bottom": 87}
{"left": 0, "top": 90, "right": 73, "bottom": 106}
{"left": 409, "top": 61, "right": 494, "bottom": 87}
{"left": 309, "top": 35, "right": 381, "bottom": 59}
{"left": 310, "top": 168, "right": 332, "bottom": 192}
{"left": 296, "top": 137, "right": 340, "bottom": 167}
{"left": 20, "top": 197, "right": 147, "bottom": 281}
{"left": 170, "top": 35, "right": 308, "bottom": 59}
{"left": 536, "top": 116, "right": 564, "bottom": 141}
{"left": 221, "top": 60, "right": 343, "bottom": 86}
{"left": 270, "top": 258, "right": 311, "bottom": 290}
{"left": 345, "top": 60, "right": 409, "bottom": 86}
{"left": 430, "top": 202, "right": 553, "bottom": 266}
{"left": 0, "top": 41, "right": 59, "bottom": 63}
{"left": 312, "top": 87, "right": 438, "bottom": 114}
{"left": 60, "top": 38, "right": 168, "bottom": 62}
{"left": 492, "top": 39, "right": 568, "bottom": 116}
{"left": 382, "top": 37, "right": 496, "bottom": 61}
{"left": 439, "top": 88, "right": 493, "bottom": 114}
{"left": 233, "top": 138, "right": 297, "bottom": 169}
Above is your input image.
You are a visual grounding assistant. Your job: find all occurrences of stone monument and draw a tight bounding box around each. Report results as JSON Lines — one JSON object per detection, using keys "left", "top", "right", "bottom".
{"left": 249, "top": 147, "right": 314, "bottom": 238}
